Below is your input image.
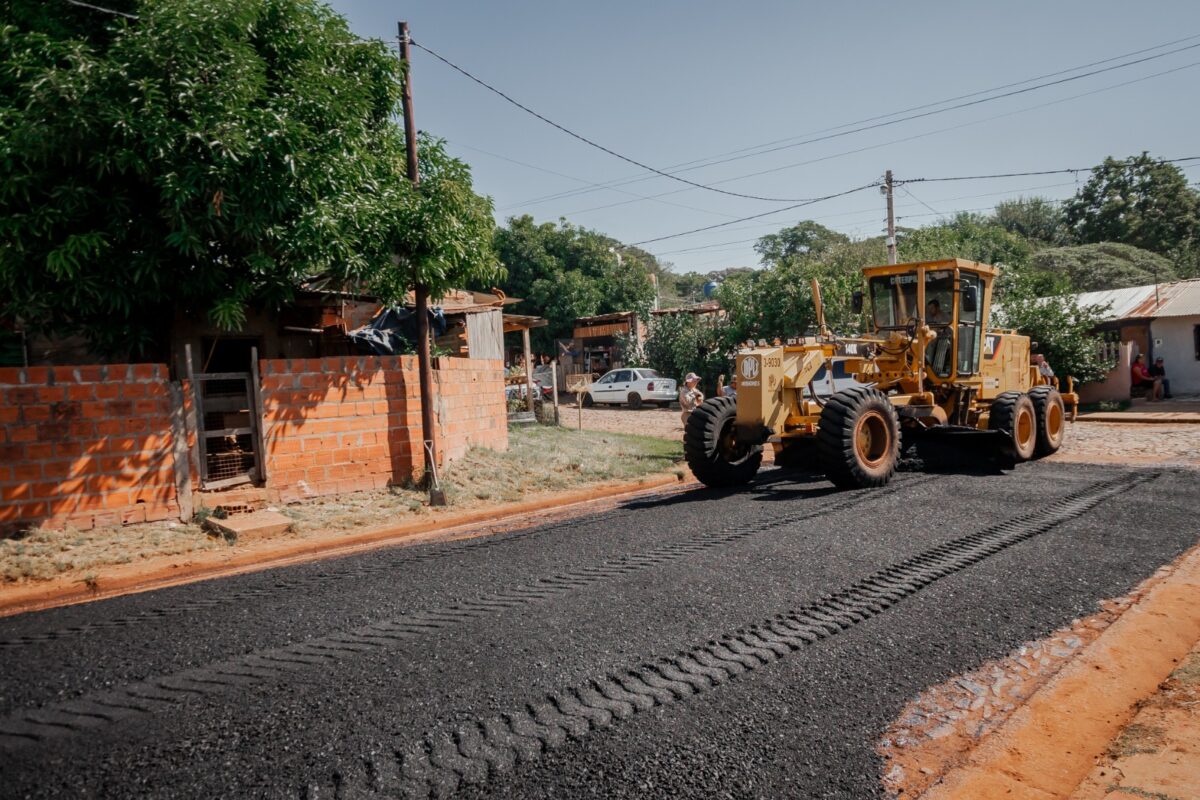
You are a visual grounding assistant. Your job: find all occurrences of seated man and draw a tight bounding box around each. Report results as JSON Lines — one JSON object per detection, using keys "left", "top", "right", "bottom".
{"left": 1130, "top": 354, "right": 1164, "bottom": 401}
{"left": 1032, "top": 353, "right": 1057, "bottom": 386}
{"left": 1149, "top": 357, "right": 1173, "bottom": 399}
{"left": 924, "top": 299, "right": 952, "bottom": 375}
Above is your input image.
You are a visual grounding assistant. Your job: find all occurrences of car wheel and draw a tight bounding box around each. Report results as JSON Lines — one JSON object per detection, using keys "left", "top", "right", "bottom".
{"left": 582, "top": 392, "right": 595, "bottom": 408}
{"left": 627, "top": 392, "right": 643, "bottom": 409}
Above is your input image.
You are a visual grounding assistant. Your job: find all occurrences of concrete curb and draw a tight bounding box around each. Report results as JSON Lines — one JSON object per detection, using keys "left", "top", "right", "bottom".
{"left": 1077, "top": 413, "right": 1200, "bottom": 424}
{"left": 0, "top": 471, "right": 693, "bottom": 619}
{"left": 919, "top": 542, "right": 1200, "bottom": 799}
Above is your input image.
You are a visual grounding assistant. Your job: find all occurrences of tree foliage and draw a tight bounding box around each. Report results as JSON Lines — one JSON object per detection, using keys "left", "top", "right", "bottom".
{"left": 633, "top": 312, "right": 728, "bottom": 394}
{"left": 1064, "top": 153, "right": 1200, "bottom": 257}
{"left": 993, "top": 271, "right": 1113, "bottom": 384}
{"left": 493, "top": 215, "right": 655, "bottom": 350}
{"left": 0, "top": 1, "right": 500, "bottom": 357}
{"left": 993, "top": 196, "right": 1072, "bottom": 246}
{"left": 1029, "top": 242, "right": 1176, "bottom": 292}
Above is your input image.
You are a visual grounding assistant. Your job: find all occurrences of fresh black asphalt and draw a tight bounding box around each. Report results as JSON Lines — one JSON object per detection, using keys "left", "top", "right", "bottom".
{"left": 0, "top": 461, "right": 1195, "bottom": 799}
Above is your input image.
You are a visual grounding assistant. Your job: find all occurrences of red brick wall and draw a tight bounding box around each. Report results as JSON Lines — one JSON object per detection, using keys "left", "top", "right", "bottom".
{"left": 259, "top": 356, "right": 506, "bottom": 502}
{"left": 0, "top": 364, "right": 181, "bottom": 532}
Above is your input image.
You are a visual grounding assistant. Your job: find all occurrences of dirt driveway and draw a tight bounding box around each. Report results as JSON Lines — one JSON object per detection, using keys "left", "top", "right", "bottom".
{"left": 569, "top": 403, "right": 1200, "bottom": 469}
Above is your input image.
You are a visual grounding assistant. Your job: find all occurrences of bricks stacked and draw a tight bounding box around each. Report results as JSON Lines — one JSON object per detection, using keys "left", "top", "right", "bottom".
{"left": 0, "top": 364, "right": 181, "bottom": 532}
{"left": 259, "top": 356, "right": 506, "bottom": 502}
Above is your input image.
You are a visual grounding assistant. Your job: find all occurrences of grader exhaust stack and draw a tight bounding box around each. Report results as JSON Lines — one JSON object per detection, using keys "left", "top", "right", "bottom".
{"left": 685, "top": 258, "right": 1078, "bottom": 489}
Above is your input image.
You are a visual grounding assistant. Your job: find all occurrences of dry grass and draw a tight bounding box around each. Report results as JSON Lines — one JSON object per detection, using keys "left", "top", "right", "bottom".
{"left": 282, "top": 426, "right": 682, "bottom": 532}
{"left": 0, "top": 522, "right": 219, "bottom": 584}
{"left": 0, "top": 426, "right": 682, "bottom": 584}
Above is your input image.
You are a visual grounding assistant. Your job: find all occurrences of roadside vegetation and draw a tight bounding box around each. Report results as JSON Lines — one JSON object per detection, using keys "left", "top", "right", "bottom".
{"left": 0, "top": 426, "right": 683, "bottom": 585}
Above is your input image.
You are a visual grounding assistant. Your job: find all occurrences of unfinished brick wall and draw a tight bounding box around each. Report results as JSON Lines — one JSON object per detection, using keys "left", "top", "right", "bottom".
{"left": 0, "top": 365, "right": 182, "bottom": 532}
{"left": 259, "top": 356, "right": 506, "bottom": 502}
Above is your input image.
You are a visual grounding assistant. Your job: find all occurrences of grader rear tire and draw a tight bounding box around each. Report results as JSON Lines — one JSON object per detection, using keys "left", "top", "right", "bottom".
{"left": 684, "top": 396, "right": 762, "bottom": 487}
{"left": 989, "top": 391, "right": 1037, "bottom": 462}
{"left": 817, "top": 387, "right": 901, "bottom": 489}
{"left": 1029, "top": 385, "right": 1066, "bottom": 456}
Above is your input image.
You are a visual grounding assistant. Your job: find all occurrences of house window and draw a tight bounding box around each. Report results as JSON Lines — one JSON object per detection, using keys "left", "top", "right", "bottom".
{"left": 1194, "top": 324, "right": 1200, "bottom": 360}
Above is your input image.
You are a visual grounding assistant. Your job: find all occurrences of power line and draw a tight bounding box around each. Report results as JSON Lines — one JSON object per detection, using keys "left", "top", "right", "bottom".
{"left": 629, "top": 180, "right": 884, "bottom": 246}
{"left": 904, "top": 155, "right": 1200, "bottom": 184}
{"left": 556, "top": 59, "right": 1200, "bottom": 219}
{"left": 501, "top": 33, "right": 1200, "bottom": 210}
{"left": 447, "top": 140, "right": 740, "bottom": 220}
{"left": 408, "top": 39, "right": 818, "bottom": 203}
{"left": 63, "top": 0, "right": 137, "bottom": 18}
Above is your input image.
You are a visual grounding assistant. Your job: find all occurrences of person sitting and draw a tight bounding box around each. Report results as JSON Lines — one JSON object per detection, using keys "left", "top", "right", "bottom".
{"left": 1131, "top": 354, "right": 1164, "bottom": 401}
{"left": 722, "top": 377, "right": 737, "bottom": 399}
{"left": 1032, "top": 353, "right": 1057, "bottom": 386}
{"left": 925, "top": 298, "right": 950, "bottom": 325}
{"left": 1149, "top": 357, "right": 1173, "bottom": 399}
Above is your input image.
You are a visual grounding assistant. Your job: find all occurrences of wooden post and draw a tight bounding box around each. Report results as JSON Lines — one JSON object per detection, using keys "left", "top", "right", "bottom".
{"left": 551, "top": 361, "right": 560, "bottom": 426}
{"left": 249, "top": 346, "right": 267, "bottom": 484}
{"left": 167, "top": 382, "right": 194, "bottom": 523}
{"left": 399, "top": 20, "right": 444, "bottom": 505}
{"left": 522, "top": 327, "right": 534, "bottom": 414}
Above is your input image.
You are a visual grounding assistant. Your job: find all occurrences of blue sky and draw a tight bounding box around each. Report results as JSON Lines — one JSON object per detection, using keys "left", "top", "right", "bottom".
{"left": 328, "top": 1, "right": 1200, "bottom": 274}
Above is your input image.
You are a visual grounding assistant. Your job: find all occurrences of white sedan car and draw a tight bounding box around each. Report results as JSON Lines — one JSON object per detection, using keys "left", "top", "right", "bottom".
{"left": 583, "top": 368, "right": 676, "bottom": 409}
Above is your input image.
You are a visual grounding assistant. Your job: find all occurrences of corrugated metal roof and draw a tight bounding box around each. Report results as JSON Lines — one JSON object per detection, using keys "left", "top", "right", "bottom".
{"left": 1073, "top": 285, "right": 1158, "bottom": 321}
{"left": 1152, "top": 279, "right": 1200, "bottom": 318}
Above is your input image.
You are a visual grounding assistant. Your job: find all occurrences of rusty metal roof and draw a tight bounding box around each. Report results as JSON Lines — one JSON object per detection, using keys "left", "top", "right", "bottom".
{"left": 1150, "top": 279, "right": 1200, "bottom": 318}
{"left": 1073, "top": 280, "right": 1200, "bottom": 321}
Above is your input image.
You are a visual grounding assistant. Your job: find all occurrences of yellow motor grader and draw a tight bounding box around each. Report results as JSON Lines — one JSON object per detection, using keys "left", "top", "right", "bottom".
{"left": 684, "top": 258, "right": 1077, "bottom": 488}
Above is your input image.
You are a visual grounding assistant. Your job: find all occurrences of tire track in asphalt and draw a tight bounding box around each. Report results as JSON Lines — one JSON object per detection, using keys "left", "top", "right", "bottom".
{"left": 298, "top": 470, "right": 1158, "bottom": 799}
{"left": 0, "top": 507, "right": 638, "bottom": 650}
{"left": 0, "top": 475, "right": 933, "bottom": 748}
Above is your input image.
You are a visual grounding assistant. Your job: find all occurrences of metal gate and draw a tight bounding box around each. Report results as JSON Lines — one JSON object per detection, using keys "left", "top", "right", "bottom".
{"left": 184, "top": 344, "right": 265, "bottom": 490}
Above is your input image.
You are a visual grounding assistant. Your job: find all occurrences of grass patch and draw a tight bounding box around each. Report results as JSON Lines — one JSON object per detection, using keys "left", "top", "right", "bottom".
{"left": 286, "top": 426, "right": 683, "bottom": 533}
{"left": 0, "top": 426, "right": 683, "bottom": 586}
{"left": 0, "top": 522, "right": 218, "bottom": 584}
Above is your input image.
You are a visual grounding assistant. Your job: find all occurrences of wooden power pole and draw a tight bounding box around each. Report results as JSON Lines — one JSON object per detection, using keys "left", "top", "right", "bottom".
{"left": 884, "top": 169, "right": 897, "bottom": 265}
{"left": 399, "top": 21, "right": 446, "bottom": 505}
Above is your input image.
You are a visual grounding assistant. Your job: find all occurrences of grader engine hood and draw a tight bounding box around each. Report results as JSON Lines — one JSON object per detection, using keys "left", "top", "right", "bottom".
{"left": 735, "top": 348, "right": 783, "bottom": 443}
{"left": 733, "top": 346, "right": 827, "bottom": 443}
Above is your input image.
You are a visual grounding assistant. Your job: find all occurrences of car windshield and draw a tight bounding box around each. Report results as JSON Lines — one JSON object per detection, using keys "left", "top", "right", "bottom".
{"left": 637, "top": 369, "right": 661, "bottom": 379}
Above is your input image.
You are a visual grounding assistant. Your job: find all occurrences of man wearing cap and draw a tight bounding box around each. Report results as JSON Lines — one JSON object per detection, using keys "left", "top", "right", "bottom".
{"left": 679, "top": 373, "right": 704, "bottom": 426}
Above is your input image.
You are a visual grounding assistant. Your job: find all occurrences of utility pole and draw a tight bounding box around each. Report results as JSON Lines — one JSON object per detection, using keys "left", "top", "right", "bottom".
{"left": 884, "top": 169, "right": 897, "bottom": 265}
{"left": 399, "top": 20, "right": 445, "bottom": 506}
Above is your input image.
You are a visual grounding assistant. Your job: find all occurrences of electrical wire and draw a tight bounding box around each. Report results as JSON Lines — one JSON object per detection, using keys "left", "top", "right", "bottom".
{"left": 447, "top": 140, "right": 740, "bottom": 219}
{"left": 63, "top": 0, "right": 137, "bottom": 18}
{"left": 557, "top": 60, "right": 1200, "bottom": 219}
{"left": 409, "top": 39, "right": 820, "bottom": 203}
{"left": 628, "top": 180, "right": 884, "bottom": 247}
{"left": 903, "top": 155, "right": 1200, "bottom": 184}
{"left": 501, "top": 33, "right": 1200, "bottom": 210}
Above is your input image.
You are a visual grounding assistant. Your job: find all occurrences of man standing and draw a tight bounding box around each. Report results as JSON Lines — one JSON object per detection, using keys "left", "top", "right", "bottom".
{"left": 679, "top": 372, "right": 704, "bottom": 426}
{"left": 1149, "top": 357, "right": 1173, "bottom": 398}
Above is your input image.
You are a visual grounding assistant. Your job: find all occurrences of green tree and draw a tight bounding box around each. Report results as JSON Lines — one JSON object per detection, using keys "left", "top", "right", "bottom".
{"left": 493, "top": 216, "right": 655, "bottom": 350}
{"left": 368, "top": 135, "right": 501, "bottom": 306}
{"left": 993, "top": 272, "right": 1112, "bottom": 385}
{"left": 0, "top": 0, "right": 409, "bottom": 357}
{"left": 1029, "top": 242, "right": 1176, "bottom": 292}
{"left": 897, "top": 213, "right": 1032, "bottom": 269}
{"left": 637, "top": 311, "right": 728, "bottom": 394}
{"left": 992, "top": 196, "right": 1071, "bottom": 246}
{"left": 1064, "top": 154, "right": 1200, "bottom": 256}
{"left": 754, "top": 220, "right": 850, "bottom": 263}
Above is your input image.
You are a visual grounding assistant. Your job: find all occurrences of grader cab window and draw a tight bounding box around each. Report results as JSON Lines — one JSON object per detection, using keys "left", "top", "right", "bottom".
{"left": 924, "top": 271, "right": 955, "bottom": 377}
{"left": 869, "top": 273, "right": 918, "bottom": 329}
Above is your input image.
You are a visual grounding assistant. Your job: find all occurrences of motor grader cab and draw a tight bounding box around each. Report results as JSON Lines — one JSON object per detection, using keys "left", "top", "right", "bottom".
{"left": 684, "top": 258, "right": 1078, "bottom": 489}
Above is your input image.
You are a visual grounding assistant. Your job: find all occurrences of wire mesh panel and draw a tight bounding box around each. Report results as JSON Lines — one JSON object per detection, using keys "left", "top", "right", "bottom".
{"left": 190, "top": 371, "right": 262, "bottom": 489}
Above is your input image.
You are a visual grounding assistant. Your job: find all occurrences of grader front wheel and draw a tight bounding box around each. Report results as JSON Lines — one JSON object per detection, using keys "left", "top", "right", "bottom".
{"left": 817, "top": 387, "right": 901, "bottom": 489}
{"left": 989, "top": 391, "right": 1038, "bottom": 462}
{"left": 684, "top": 396, "right": 763, "bottom": 487}
{"left": 1029, "top": 386, "right": 1066, "bottom": 456}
